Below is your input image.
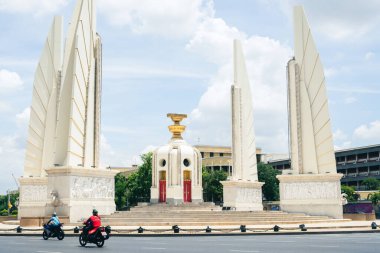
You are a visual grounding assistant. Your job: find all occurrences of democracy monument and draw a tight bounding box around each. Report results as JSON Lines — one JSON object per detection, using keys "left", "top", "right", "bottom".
{"left": 18, "top": 0, "right": 343, "bottom": 224}
{"left": 18, "top": 0, "right": 116, "bottom": 223}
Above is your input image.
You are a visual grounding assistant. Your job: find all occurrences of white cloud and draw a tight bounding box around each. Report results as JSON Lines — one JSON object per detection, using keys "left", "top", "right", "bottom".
{"left": 0, "top": 101, "right": 11, "bottom": 112}
{"left": 187, "top": 14, "right": 292, "bottom": 153}
{"left": 365, "top": 51, "right": 375, "bottom": 61}
{"left": 353, "top": 120, "right": 380, "bottom": 142}
{"left": 333, "top": 129, "right": 352, "bottom": 150}
{"left": 186, "top": 17, "right": 245, "bottom": 64}
{"left": 102, "top": 125, "right": 134, "bottom": 135}
{"left": 141, "top": 145, "right": 156, "bottom": 155}
{"left": 298, "top": 0, "right": 380, "bottom": 42}
{"left": 98, "top": 0, "right": 213, "bottom": 38}
{"left": 0, "top": 69, "right": 23, "bottom": 93}
{"left": 344, "top": 96, "right": 357, "bottom": 104}
{"left": 104, "top": 62, "right": 208, "bottom": 79}
{"left": 16, "top": 107, "right": 30, "bottom": 128}
{"left": 329, "top": 86, "right": 380, "bottom": 94}
{"left": 333, "top": 129, "right": 347, "bottom": 142}
{"left": 0, "top": 0, "right": 68, "bottom": 16}
{"left": 334, "top": 141, "right": 352, "bottom": 151}
{"left": 0, "top": 134, "right": 25, "bottom": 193}
{"left": 324, "top": 67, "right": 337, "bottom": 78}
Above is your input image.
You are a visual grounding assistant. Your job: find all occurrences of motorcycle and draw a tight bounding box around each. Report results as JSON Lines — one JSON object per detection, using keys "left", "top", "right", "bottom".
{"left": 42, "top": 223, "right": 65, "bottom": 240}
{"left": 79, "top": 225, "right": 111, "bottom": 248}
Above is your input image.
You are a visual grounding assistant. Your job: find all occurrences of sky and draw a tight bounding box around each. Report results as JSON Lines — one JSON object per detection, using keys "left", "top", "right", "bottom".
{"left": 0, "top": 0, "right": 379, "bottom": 194}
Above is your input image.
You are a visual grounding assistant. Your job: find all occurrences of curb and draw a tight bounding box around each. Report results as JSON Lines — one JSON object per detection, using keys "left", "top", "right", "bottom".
{"left": 1, "top": 229, "right": 379, "bottom": 237}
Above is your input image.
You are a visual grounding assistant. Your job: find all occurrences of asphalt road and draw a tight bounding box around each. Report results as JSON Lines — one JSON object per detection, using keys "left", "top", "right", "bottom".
{"left": 0, "top": 233, "right": 379, "bottom": 253}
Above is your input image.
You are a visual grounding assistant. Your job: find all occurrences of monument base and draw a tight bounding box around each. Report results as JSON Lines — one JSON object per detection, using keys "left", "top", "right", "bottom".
{"left": 221, "top": 180, "right": 264, "bottom": 211}
{"left": 277, "top": 173, "right": 343, "bottom": 219}
{"left": 150, "top": 186, "right": 203, "bottom": 204}
{"left": 45, "top": 167, "right": 117, "bottom": 223}
{"left": 18, "top": 167, "right": 117, "bottom": 224}
{"left": 19, "top": 177, "right": 48, "bottom": 218}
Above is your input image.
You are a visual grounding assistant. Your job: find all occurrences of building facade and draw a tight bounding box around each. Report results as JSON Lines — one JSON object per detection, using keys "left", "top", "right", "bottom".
{"left": 268, "top": 144, "right": 380, "bottom": 190}
{"left": 194, "top": 145, "right": 262, "bottom": 176}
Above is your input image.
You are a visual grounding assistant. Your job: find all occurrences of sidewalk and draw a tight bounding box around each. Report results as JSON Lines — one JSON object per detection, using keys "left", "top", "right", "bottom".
{"left": 1, "top": 220, "right": 379, "bottom": 236}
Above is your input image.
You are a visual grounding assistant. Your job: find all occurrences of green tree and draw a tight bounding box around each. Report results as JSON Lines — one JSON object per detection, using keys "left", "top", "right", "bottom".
{"left": 114, "top": 173, "right": 127, "bottom": 210}
{"left": 0, "top": 192, "right": 19, "bottom": 213}
{"left": 341, "top": 185, "right": 359, "bottom": 202}
{"left": 257, "top": 163, "right": 280, "bottom": 201}
{"left": 362, "top": 177, "right": 380, "bottom": 190}
{"left": 368, "top": 191, "right": 380, "bottom": 205}
{"left": 202, "top": 168, "right": 227, "bottom": 202}
{"left": 125, "top": 152, "right": 152, "bottom": 206}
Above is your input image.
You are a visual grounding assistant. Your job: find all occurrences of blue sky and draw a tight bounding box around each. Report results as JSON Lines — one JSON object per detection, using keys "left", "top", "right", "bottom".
{"left": 0, "top": 0, "right": 379, "bottom": 194}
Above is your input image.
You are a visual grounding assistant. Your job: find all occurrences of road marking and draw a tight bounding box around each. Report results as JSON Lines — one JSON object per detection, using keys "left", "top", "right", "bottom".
{"left": 142, "top": 247, "right": 167, "bottom": 250}
{"left": 36, "top": 251, "right": 62, "bottom": 253}
{"left": 353, "top": 242, "right": 380, "bottom": 244}
{"left": 145, "top": 242, "right": 168, "bottom": 245}
{"left": 230, "top": 250, "right": 260, "bottom": 253}
{"left": 309, "top": 245, "right": 339, "bottom": 248}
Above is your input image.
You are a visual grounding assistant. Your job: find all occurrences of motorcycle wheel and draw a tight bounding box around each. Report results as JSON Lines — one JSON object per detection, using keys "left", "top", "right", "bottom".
{"left": 57, "top": 230, "right": 65, "bottom": 240}
{"left": 96, "top": 238, "right": 104, "bottom": 248}
{"left": 42, "top": 231, "right": 49, "bottom": 240}
{"left": 79, "top": 233, "right": 87, "bottom": 246}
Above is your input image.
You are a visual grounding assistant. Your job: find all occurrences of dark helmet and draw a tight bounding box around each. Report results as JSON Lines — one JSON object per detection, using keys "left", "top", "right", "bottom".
{"left": 92, "top": 209, "right": 98, "bottom": 215}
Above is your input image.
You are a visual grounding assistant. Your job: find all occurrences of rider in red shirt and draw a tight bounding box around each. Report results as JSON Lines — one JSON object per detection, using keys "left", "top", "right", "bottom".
{"left": 84, "top": 209, "right": 102, "bottom": 235}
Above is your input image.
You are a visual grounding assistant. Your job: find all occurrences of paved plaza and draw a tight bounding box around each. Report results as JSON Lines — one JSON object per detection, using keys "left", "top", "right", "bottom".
{"left": 1, "top": 233, "right": 379, "bottom": 253}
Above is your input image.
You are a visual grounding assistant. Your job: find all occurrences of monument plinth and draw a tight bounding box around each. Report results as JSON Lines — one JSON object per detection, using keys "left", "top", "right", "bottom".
{"left": 44, "top": 167, "right": 117, "bottom": 222}
{"left": 277, "top": 6, "right": 343, "bottom": 219}
{"left": 150, "top": 113, "right": 203, "bottom": 205}
{"left": 277, "top": 174, "right": 343, "bottom": 218}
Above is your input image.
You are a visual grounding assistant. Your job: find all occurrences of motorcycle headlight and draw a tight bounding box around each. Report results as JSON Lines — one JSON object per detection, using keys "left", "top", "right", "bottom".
{"left": 105, "top": 225, "right": 111, "bottom": 234}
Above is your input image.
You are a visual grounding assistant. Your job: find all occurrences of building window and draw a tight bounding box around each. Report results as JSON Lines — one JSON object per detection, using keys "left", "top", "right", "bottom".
{"left": 210, "top": 152, "right": 214, "bottom": 157}
{"left": 219, "top": 153, "right": 224, "bottom": 157}
{"left": 159, "top": 159, "right": 166, "bottom": 167}
{"left": 183, "top": 159, "right": 190, "bottom": 167}
{"left": 200, "top": 152, "right": 204, "bottom": 158}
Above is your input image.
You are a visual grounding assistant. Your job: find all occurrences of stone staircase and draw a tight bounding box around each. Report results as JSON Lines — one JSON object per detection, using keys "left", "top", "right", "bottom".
{"left": 101, "top": 203, "right": 348, "bottom": 226}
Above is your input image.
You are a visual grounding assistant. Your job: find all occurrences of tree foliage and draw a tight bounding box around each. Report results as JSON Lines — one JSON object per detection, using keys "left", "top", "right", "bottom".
{"left": 341, "top": 185, "right": 359, "bottom": 202}
{"left": 257, "top": 163, "right": 280, "bottom": 201}
{"left": 368, "top": 191, "right": 380, "bottom": 205}
{"left": 125, "top": 152, "right": 152, "bottom": 206}
{"left": 0, "top": 192, "right": 19, "bottom": 214}
{"left": 114, "top": 173, "right": 127, "bottom": 210}
{"left": 202, "top": 168, "right": 227, "bottom": 202}
{"left": 362, "top": 177, "right": 380, "bottom": 190}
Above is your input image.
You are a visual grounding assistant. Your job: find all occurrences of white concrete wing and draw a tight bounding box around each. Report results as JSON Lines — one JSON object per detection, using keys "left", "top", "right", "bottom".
{"left": 54, "top": 0, "right": 100, "bottom": 167}
{"left": 290, "top": 6, "right": 336, "bottom": 174}
{"left": 231, "top": 40, "right": 258, "bottom": 181}
{"left": 24, "top": 16, "right": 63, "bottom": 177}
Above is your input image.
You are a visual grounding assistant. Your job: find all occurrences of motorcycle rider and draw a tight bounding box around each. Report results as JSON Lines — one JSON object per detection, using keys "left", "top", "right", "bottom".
{"left": 84, "top": 209, "right": 101, "bottom": 237}
{"left": 47, "top": 212, "right": 60, "bottom": 235}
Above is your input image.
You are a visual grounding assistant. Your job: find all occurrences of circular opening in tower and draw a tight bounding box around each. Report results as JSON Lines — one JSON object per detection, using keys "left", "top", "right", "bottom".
{"left": 159, "top": 159, "right": 166, "bottom": 167}
{"left": 183, "top": 159, "right": 190, "bottom": 167}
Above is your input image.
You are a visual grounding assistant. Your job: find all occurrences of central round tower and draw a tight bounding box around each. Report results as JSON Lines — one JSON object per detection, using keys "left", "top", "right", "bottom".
{"left": 150, "top": 113, "right": 203, "bottom": 205}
